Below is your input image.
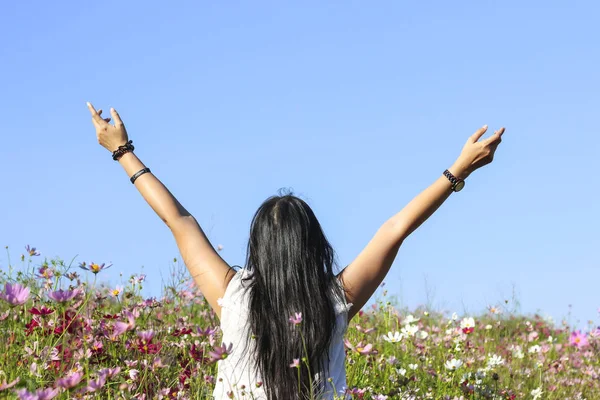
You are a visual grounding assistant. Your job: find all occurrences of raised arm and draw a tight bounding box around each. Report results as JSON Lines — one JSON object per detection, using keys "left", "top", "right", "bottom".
{"left": 86, "top": 102, "right": 235, "bottom": 319}
{"left": 338, "top": 125, "right": 505, "bottom": 321}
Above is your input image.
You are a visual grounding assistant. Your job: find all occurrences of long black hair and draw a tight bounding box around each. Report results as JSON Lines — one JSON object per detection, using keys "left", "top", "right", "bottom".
{"left": 239, "top": 191, "right": 347, "bottom": 399}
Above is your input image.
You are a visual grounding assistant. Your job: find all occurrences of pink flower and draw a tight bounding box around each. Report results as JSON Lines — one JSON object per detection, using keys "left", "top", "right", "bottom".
{"left": 569, "top": 330, "right": 589, "bottom": 348}
{"left": 290, "top": 358, "right": 300, "bottom": 368}
{"left": 137, "top": 330, "right": 155, "bottom": 343}
{"left": 110, "top": 310, "right": 136, "bottom": 339}
{"left": 208, "top": 342, "right": 233, "bottom": 363}
{"left": 0, "top": 377, "right": 19, "bottom": 391}
{"left": 0, "top": 283, "right": 30, "bottom": 306}
{"left": 344, "top": 339, "right": 378, "bottom": 355}
{"left": 289, "top": 312, "right": 303, "bottom": 325}
{"left": 98, "top": 367, "right": 121, "bottom": 380}
{"left": 56, "top": 371, "right": 84, "bottom": 389}
{"left": 47, "top": 288, "right": 80, "bottom": 303}
{"left": 16, "top": 387, "right": 59, "bottom": 400}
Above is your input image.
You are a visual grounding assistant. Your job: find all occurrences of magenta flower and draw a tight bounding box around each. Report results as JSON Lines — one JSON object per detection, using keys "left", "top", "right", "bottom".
{"left": 569, "top": 330, "right": 589, "bottom": 348}
{"left": 79, "top": 261, "right": 112, "bottom": 274}
{"left": 36, "top": 265, "right": 54, "bottom": 279}
{"left": 208, "top": 342, "right": 233, "bottom": 363}
{"left": 16, "top": 387, "right": 59, "bottom": 400}
{"left": 47, "top": 288, "right": 80, "bottom": 303}
{"left": 0, "top": 283, "right": 30, "bottom": 306}
{"left": 56, "top": 371, "right": 84, "bottom": 389}
{"left": 25, "top": 245, "right": 40, "bottom": 257}
{"left": 289, "top": 312, "right": 303, "bottom": 325}
{"left": 29, "top": 306, "right": 55, "bottom": 316}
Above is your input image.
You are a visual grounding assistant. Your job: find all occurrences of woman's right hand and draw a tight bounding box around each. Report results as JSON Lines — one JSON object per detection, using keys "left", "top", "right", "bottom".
{"left": 451, "top": 125, "right": 505, "bottom": 179}
{"left": 86, "top": 102, "right": 129, "bottom": 153}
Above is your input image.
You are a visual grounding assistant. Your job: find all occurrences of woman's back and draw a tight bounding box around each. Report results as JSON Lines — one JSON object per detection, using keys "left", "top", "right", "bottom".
{"left": 213, "top": 268, "right": 353, "bottom": 400}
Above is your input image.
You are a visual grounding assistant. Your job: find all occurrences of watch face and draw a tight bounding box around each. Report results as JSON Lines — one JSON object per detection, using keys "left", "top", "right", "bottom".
{"left": 454, "top": 181, "right": 465, "bottom": 192}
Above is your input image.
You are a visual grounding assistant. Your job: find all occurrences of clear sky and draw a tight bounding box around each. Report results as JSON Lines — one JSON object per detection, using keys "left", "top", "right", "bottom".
{"left": 1, "top": 1, "right": 598, "bottom": 329}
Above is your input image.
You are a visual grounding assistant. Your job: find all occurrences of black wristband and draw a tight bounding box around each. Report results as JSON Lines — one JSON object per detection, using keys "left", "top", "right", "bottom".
{"left": 130, "top": 168, "right": 151, "bottom": 184}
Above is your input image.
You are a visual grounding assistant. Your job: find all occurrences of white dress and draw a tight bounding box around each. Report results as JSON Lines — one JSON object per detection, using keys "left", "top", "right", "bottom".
{"left": 212, "top": 268, "right": 353, "bottom": 399}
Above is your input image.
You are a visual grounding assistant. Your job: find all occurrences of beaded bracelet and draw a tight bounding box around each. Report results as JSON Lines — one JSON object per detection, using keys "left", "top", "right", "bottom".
{"left": 112, "top": 140, "right": 135, "bottom": 161}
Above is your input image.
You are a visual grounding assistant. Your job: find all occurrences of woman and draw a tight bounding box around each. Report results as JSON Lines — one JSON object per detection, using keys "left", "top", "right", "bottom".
{"left": 86, "top": 102, "right": 505, "bottom": 399}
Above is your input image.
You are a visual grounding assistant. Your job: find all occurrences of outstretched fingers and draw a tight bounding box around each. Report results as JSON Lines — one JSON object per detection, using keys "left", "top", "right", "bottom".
{"left": 97, "top": 109, "right": 111, "bottom": 123}
{"left": 110, "top": 107, "right": 123, "bottom": 126}
{"left": 87, "top": 102, "right": 106, "bottom": 126}
{"left": 469, "top": 125, "right": 488, "bottom": 143}
{"left": 484, "top": 127, "right": 506, "bottom": 146}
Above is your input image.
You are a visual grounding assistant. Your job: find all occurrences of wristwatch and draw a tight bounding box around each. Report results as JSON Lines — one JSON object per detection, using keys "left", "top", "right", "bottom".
{"left": 443, "top": 169, "right": 465, "bottom": 192}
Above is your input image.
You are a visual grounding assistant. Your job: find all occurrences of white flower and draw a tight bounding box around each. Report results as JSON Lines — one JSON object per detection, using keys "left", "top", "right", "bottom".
{"left": 398, "top": 368, "right": 406, "bottom": 376}
{"left": 460, "top": 317, "right": 475, "bottom": 330}
{"left": 487, "top": 354, "right": 504, "bottom": 368}
{"left": 417, "top": 330, "right": 428, "bottom": 340}
{"left": 531, "top": 387, "right": 543, "bottom": 400}
{"left": 401, "top": 324, "right": 419, "bottom": 337}
{"left": 513, "top": 347, "right": 525, "bottom": 359}
{"left": 382, "top": 331, "right": 403, "bottom": 343}
{"left": 528, "top": 345, "right": 541, "bottom": 354}
{"left": 547, "top": 336, "right": 554, "bottom": 343}
{"left": 485, "top": 324, "right": 493, "bottom": 330}
{"left": 451, "top": 312, "right": 458, "bottom": 321}
{"left": 129, "top": 369, "right": 139, "bottom": 381}
{"left": 408, "top": 363, "right": 418, "bottom": 370}
{"left": 404, "top": 314, "right": 420, "bottom": 324}
{"left": 445, "top": 359, "right": 463, "bottom": 371}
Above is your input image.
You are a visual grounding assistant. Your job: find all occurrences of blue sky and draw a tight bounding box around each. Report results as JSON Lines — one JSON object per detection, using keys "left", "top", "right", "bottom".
{"left": 1, "top": 1, "right": 598, "bottom": 329}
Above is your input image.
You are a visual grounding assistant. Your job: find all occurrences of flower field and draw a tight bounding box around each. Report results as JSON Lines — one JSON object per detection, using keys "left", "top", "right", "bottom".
{"left": 0, "top": 246, "right": 598, "bottom": 399}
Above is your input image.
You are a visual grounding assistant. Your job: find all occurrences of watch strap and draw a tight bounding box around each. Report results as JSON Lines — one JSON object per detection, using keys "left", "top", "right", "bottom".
{"left": 443, "top": 169, "right": 464, "bottom": 192}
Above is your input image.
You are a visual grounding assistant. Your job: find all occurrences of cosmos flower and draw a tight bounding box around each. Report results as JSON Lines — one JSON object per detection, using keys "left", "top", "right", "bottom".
{"left": 56, "top": 371, "right": 84, "bottom": 389}
{"left": 29, "top": 306, "right": 55, "bottom": 316}
{"left": 344, "top": 339, "right": 377, "bottom": 355}
{"left": 460, "top": 317, "right": 475, "bottom": 334}
{"left": 569, "top": 330, "right": 589, "bottom": 348}
{"left": 289, "top": 312, "right": 303, "bottom": 325}
{"left": 487, "top": 354, "right": 505, "bottom": 368}
{"left": 445, "top": 358, "right": 463, "bottom": 371}
{"left": 208, "top": 342, "right": 233, "bottom": 363}
{"left": 382, "top": 331, "right": 404, "bottom": 343}
{"left": 25, "top": 245, "right": 40, "bottom": 257}
{"left": 0, "top": 283, "right": 30, "bottom": 306}
{"left": 79, "top": 261, "right": 112, "bottom": 274}
{"left": 0, "top": 378, "right": 19, "bottom": 391}
{"left": 110, "top": 285, "right": 123, "bottom": 297}
{"left": 15, "top": 387, "right": 59, "bottom": 400}
{"left": 47, "top": 288, "right": 80, "bottom": 303}
{"left": 403, "top": 314, "right": 420, "bottom": 324}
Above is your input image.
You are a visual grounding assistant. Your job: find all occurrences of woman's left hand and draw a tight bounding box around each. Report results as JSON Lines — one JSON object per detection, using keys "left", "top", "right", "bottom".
{"left": 86, "top": 102, "right": 129, "bottom": 153}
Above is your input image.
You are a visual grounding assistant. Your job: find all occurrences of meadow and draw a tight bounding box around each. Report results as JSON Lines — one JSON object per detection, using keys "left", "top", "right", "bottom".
{"left": 0, "top": 246, "right": 597, "bottom": 399}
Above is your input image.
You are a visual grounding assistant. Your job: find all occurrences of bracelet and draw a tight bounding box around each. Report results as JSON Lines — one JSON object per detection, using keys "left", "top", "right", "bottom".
{"left": 112, "top": 140, "right": 135, "bottom": 161}
{"left": 130, "top": 168, "right": 151, "bottom": 184}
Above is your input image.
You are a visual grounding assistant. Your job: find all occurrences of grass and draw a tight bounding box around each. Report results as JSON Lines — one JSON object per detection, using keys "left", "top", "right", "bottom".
{"left": 0, "top": 247, "right": 597, "bottom": 399}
